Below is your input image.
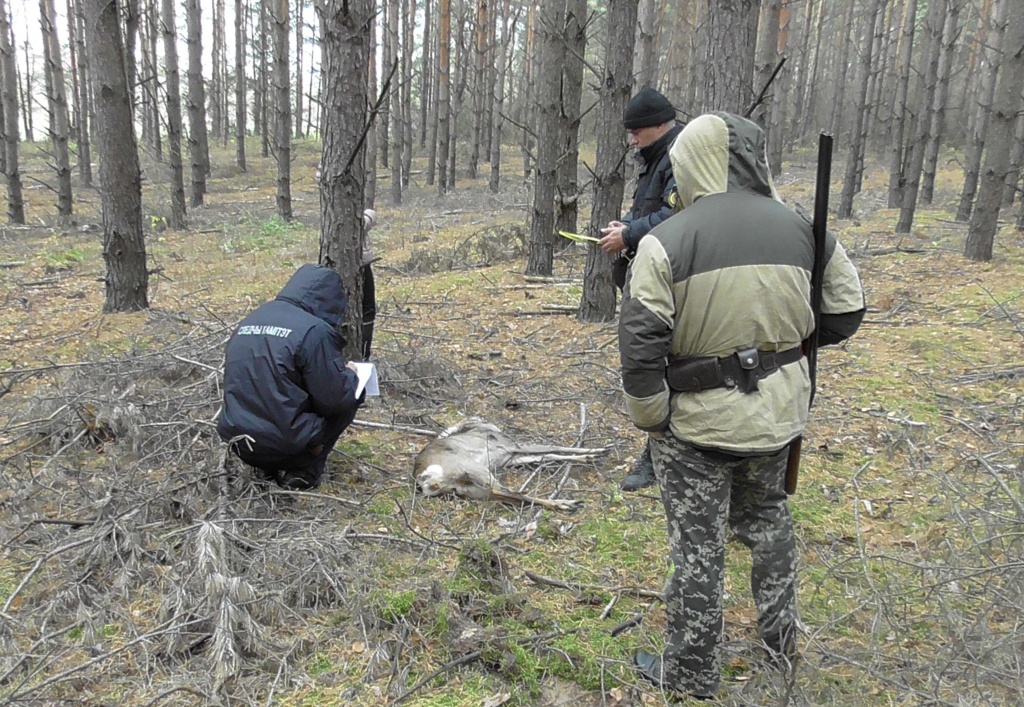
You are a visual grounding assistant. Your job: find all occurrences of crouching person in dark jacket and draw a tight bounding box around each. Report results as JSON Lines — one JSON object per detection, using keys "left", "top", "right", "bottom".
{"left": 217, "top": 264, "right": 366, "bottom": 490}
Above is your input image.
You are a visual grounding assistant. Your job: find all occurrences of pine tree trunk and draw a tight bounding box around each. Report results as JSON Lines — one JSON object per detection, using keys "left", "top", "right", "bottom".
{"left": 0, "top": 0, "right": 24, "bottom": 223}
{"left": 488, "top": 0, "right": 511, "bottom": 193}
{"left": 579, "top": 0, "right": 638, "bottom": 322}
{"left": 294, "top": 0, "right": 303, "bottom": 138}
{"left": 837, "top": 0, "right": 882, "bottom": 219}
{"left": 388, "top": 0, "right": 402, "bottom": 203}
{"left": 317, "top": 0, "right": 372, "bottom": 361}
{"left": 19, "top": 41, "right": 33, "bottom": 141}
{"left": 273, "top": 0, "right": 292, "bottom": 219}
{"left": 828, "top": 0, "right": 856, "bottom": 135}
{"left": 701, "top": 0, "right": 759, "bottom": 114}
{"left": 185, "top": 0, "right": 211, "bottom": 206}
{"left": 555, "top": 0, "right": 585, "bottom": 240}
{"left": 1002, "top": 105, "right": 1024, "bottom": 207}
{"left": 896, "top": 0, "right": 946, "bottom": 234}
{"left": 40, "top": 0, "right": 73, "bottom": 218}
{"left": 436, "top": 0, "right": 451, "bottom": 194}
{"left": 259, "top": 0, "right": 270, "bottom": 156}
{"left": 751, "top": 0, "right": 779, "bottom": 128}
{"left": 235, "top": 0, "right": 247, "bottom": 171}
{"left": 887, "top": 0, "right": 918, "bottom": 208}
{"left": 162, "top": 0, "right": 188, "bottom": 229}
{"left": 146, "top": 1, "right": 163, "bottom": 158}
{"left": 366, "top": 15, "right": 378, "bottom": 206}
{"left": 965, "top": 5, "right": 1024, "bottom": 260}
{"left": 84, "top": 0, "right": 149, "bottom": 312}
{"left": 123, "top": 0, "right": 139, "bottom": 108}
{"left": 420, "top": 0, "right": 432, "bottom": 148}
{"left": 401, "top": 0, "right": 413, "bottom": 185}
{"left": 921, "top": 2, "right": 962, "bottom": 205}
{"left": 525, "top": 0, "right": 566, "bottom": 276}
{"left": 520, "top": 3, "right": 535, "bottom": 179}
{"left": 766, "top": 0, "right": 792, "bottom": 173}
{"left": 210, "top": 0, "right": 223, "bottom": 140}
{"left": 379, "top": 0, "right": 391, "bottom": 170}
{"left": 634, "top": 0, "right": 657, "bottom": 89}
{"left": 468, "top": 0, "right": 487, "bottom": 179}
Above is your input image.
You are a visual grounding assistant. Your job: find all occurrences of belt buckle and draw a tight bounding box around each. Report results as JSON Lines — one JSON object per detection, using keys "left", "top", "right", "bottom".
{"left": 737, "top": 348, "right": 759, "bottom": 371}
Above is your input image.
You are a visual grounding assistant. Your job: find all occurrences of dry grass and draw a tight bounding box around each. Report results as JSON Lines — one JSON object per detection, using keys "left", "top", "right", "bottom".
{"left": 1, "top": 138, "right": 1023, "bottom": 705}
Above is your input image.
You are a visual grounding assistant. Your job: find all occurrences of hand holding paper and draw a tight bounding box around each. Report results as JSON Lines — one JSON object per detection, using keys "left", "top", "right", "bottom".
{"left": 349, "top": 361, "right": 379, "bottom": 397}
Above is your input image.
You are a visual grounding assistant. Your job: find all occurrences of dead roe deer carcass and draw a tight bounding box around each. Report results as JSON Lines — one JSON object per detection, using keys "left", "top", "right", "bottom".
{"left": 413, "top": 418, "right": 608, "bottom": 511}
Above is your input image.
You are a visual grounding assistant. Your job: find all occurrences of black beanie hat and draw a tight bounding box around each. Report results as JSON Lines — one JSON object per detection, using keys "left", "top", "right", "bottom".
{"left": 623, "top": 88, "right": 676, "bottom": 129}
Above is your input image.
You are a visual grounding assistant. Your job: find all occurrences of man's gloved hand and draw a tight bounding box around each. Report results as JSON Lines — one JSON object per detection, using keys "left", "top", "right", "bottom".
{"left": 363, "top": 208, "right": 377, "bottom": 231}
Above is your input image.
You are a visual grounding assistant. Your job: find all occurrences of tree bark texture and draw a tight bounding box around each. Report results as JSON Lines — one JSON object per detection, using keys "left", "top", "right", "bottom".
{"left": 887, "top": 0, "right": 918, "bottom": 208}
{"left": 525, "top": 0, "right": 566, "bottom": 276}
{"left": 436, "top": 0, "right": 451, "bottom": 194}
{"left": 84, "top": 0, "right": 149, "bottom": 312}
{"left": 488, "top": 0, "right": 512, "bottom": 193}
{"left": 958, "top": 0, "right": 1007, "bottom": 219}
{"left": 837, "top": 0, "right": 882, "bottom": 220}
{"left": 965, "top": 2, "right": 1024, "bottom": 261}
{"left": 555, "top": 0, "right": 585, "bottom": 241}
{"left": 317, "top": 0, "right": 372, "bottom": 361}
{"left": 896, "top": 0, "right": 947, "bottom": 234}
{"left": 185, "top": 0, "right": 211, "bottom": 206}
{"left": 162, "top": 0, "right": 188, "bottom": 229}
{"left": 921, "top": 2, "right": 962, "bottom": 205}
{"left": 0, "top": 0, "right": 24, "bottom": 223}
{"left": 235, "top": 0, "right": 247, "bottom": 171}
{"left": 579, "top": 0, "right": 638, "bottom": 322}
{"left": 40, "top": 0, "right": 73, "bottom": 218}
{"left": 701, "top": 0, "right": 759, "bottom": 114}
{"left": 273, "top": 0, "right": 292, "bottom": 219}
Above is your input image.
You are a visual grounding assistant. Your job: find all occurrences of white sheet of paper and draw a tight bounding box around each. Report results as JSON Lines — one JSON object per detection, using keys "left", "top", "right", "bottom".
{"left": 351, "top": 361, "right": 379, "bottom": 397}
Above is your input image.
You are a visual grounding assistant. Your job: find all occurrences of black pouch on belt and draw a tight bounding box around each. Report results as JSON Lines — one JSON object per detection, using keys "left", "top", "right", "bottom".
{"left": 666, "top": 356, "right": 726, "bottom": 393}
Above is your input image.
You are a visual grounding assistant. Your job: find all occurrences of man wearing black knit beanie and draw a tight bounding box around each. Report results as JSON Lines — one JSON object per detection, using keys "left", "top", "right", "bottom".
{"left": 600, "top": 86, "right": 683, "bottom": 492}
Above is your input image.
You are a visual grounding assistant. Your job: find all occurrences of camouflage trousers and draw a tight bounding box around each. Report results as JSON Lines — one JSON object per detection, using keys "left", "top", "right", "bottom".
{"left": 649, "top": 433, "right": 797, "bottom": 696}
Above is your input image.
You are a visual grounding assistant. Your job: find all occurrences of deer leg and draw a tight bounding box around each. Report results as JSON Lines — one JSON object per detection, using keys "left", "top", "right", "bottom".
{"left": 488, "top": 488, "right": 583, "bottom": 512}
{"left": 514, "top": 444, "right": 609, "bottom": 456}
{"left": 507, "top": 452, "right": 605, "bottom": 466}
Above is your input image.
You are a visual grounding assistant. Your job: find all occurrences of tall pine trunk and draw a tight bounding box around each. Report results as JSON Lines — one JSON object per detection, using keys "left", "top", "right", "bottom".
{"left": 235, "top": 0, "right": 247, "bottom": 170}
{"left": 525, "top": 0, "right": 566, "bottom": 276}
{"left": 185, "top": 0, "right": 211, "bottom": 206}
{"left": 40, "top": 0, "right": 73, "bottom": 218}
{"left": 162, "top": 0, "right": 188, "bottom": 229}
{"left": 84, "top": 0, "right": 149, "bottom": 312}
{"left": 579, "top": 0, "right": 637, "bottom": 322}
{"left": 965, "top": 2, "right": 1024, "bottom": 260}
{"left": 317, "top": 0, "right": 371, "bottom": 360}
{"left": 273, "top": 0, "right": 292, "bottom": 219}
{"left": 0, "top": 0, "right": 24, "bottom": 223}
{"left": 887, "top": 0, "right": 918, "bottom": 208}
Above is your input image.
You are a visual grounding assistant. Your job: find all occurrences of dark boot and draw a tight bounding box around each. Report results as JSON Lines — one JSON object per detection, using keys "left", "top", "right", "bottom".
{"left": 632, "top": 650, "right": 714, "bottom": 700}
{"left": 621, "top": 442, "right": 656, "bottom": 491}
{"left": 763, "top": 624, "right": 798, "bottom": 670}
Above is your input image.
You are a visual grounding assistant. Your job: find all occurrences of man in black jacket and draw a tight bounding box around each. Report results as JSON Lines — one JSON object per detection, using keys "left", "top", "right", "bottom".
{"left": 599, "top": 87, "right": 683, "bottom": 492}
{"left": 217, "top": 264, "right": 366, "bottom": 490}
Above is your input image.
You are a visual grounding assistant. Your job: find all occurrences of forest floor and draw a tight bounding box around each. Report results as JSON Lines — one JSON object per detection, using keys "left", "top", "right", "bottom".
{"left": 1, "top": 139, "right": 1023, "bottom": 706}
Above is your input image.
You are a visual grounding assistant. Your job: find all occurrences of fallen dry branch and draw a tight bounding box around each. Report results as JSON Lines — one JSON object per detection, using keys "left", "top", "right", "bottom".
{"left": 522, "top": 570, "right": 664, "bottom": 601}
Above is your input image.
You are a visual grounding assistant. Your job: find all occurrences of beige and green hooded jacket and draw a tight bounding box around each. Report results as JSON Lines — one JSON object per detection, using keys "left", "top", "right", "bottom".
{"left": 618, "top": 112, "right": 865, "bottom": 454}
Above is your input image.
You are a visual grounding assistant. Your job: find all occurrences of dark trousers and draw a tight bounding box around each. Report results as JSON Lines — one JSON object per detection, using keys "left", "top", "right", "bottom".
{"left": 649, "top": 434, "right": 797, "bottom": 696}
{"left": 233, "top": 414, "right": 352, "bottom": 489}
{"left": 362, "top": 264, "right": 376, "bottom": 360}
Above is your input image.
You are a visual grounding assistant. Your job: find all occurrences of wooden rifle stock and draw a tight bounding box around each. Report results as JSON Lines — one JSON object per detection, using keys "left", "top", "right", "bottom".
{"left": 785, "top": 436, "right": 801, "bottom": 496}
{"left": 787, "top": 133, "right": 833, "bottom": 496}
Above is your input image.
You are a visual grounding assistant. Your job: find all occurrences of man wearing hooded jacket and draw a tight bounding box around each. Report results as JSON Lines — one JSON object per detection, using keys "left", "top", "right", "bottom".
{"left": 619, "top": 113, "right": 864, "bottom": 699}
{"left": 600, "top": 87, "right": 683, "bottom": 493}
{"left": 218, "top": 264, "right": 366, "bottom": 490}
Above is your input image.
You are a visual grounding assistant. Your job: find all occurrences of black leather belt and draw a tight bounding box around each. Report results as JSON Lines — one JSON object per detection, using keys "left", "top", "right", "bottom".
{"left": 666, "top": 346, "right": 803, "bottom": 394}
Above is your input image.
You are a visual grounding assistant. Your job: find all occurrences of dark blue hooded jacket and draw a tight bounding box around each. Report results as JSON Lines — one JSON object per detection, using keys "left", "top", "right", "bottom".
{"left": 217, "top": 265, "right": 363, "bottom": 457}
